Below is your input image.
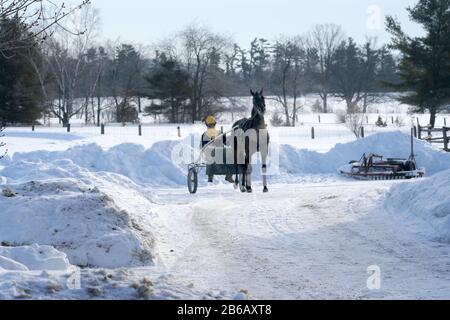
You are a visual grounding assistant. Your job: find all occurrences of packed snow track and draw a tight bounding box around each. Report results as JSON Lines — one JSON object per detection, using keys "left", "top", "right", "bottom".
{"left": 153, "top": 181, "right": 450, "bottom": 300}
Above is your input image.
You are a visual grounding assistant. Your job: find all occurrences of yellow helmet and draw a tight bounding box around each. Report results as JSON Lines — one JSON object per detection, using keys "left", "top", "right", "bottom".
{"left": 205, "top": 116, "right": 217, "bottom": 127}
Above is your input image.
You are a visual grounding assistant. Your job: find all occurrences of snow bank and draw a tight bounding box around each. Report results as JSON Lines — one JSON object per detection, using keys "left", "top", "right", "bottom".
{"left": 0, "top": 179, "right": 154, "bottom": 268}
{"left": 0, "top": 155, "right": 10, "bottom": 167}
{"left": 9, "top": 141, "right": 186, "bottom": 186}
{"left": 0, "top": 245, "right": 71, "bottom": 271}
{"left": 384, "top": 170, "right": 450, "bottom": 243}
{"left": 2, "top": 132, "right": 449, "bottom": 188}
{"left": 279, "top": 131, "right": 450, "bottom": 176}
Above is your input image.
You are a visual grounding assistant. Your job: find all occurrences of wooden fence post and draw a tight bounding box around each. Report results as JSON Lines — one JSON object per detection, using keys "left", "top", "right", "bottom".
{"left": 413, "top": 126, "right": 417, "bottom": 138}
{"left": 101, "top": 124, "right": 105, "bottom": 135}
{"left": 32, "top": 125, "right": 35, "bottom": 132}
{"left": 366, "top": 115, "right": 369, "bottom": 124}
{"left": 391, "top": 116, "right": 394, "bottom": 125}
{"left": 67, "top": 124, "right": 71, "bottom": 133}
{"left": 221, "top": 126, "right": 224, "bottom": 134}
{"left": 138, "top": 124, "right": 142, "bottom": 136}
{"left": 443, "top": 127, "right": 449, "bottom": 151}
{"left": 360, "top": 126, "right": 365, "bottom": 138}
{"left": 418, "top": 125, "right": 422, "bottom": 140}
{"left": 318, "top": 115, "right": 321, "bottom": 123}
{"left": 311, "top": 127, "right": 315, "bottom": 140}
{"left": 177, "top": 126, "right": 181, "bottom": 138}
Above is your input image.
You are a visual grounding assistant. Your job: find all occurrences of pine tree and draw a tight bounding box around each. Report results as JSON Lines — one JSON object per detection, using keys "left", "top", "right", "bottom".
{"left": 386, "top": 0, "right": 450, "bottom": 127}
{"left": 0, "top": 16, "right": 44, "bottom": 124}
{"left": 144, "top": 53, "right": 191, "bottom": 123}
{"left": 249, "top": 38, "right": 271, "bottom": 87}
{"left": 237, "top": 47, "right": 251, "bottom": 82}
{"left": 330, "top": 38, "right": 381, "bottom": 113}
{"left": 330, "top": 38, "right": 366, "bottom": 113}
{"left": 108, "top": 44, "right": 143, "bottom": 123}
{"left": 377, "top": 46, "right": 399, "bottom": 90}
{"left": 360, "top": 41, "right": 380, "bottom": 113}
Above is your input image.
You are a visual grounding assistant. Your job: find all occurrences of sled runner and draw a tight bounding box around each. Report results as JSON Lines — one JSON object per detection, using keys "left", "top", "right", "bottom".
{"left": 339, "top": 130, "right": 426, "bottom": 181}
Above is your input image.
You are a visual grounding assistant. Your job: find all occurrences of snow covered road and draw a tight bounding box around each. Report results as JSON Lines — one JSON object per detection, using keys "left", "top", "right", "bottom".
{"left": 152, "top": 181, "right": 450, "bottom": 300}
{"left": 2, "top": 132, "right": 450, "bottom": 299}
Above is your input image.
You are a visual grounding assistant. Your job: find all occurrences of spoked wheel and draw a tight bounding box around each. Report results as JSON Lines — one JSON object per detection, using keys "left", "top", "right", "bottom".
{"left": 187, "top": 167, "right": 198, "bottom": 194}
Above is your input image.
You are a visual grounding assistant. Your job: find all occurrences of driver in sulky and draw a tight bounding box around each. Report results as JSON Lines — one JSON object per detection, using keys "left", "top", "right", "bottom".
{"left": 201, "top": 116, "right": 234, "bottom": 184}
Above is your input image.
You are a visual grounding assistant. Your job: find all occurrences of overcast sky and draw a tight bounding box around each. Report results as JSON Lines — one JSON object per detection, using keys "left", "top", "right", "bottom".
{"left": 89, "top": 0, "right": 423, "bottom": 47}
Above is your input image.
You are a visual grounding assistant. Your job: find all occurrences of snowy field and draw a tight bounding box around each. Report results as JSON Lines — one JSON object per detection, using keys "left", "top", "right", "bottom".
{"left": 4, "top": 113, "right": 449, "bottom": 155}
{"left": 1, "top": 109, "right": 450, "bottom": 299}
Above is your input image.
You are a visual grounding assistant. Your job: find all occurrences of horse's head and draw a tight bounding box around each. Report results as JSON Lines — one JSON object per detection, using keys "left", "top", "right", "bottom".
{"left": 250, "top": 89, "right": 266, "bottom": 116}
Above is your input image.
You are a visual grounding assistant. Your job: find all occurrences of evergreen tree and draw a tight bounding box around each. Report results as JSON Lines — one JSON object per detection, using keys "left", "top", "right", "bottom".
{"left": 330, "top": 38, "right": 366, "bottom": 113}
{"left": 238, "top": 47, "right": 251, "bottom": 82}
{"left": 249, "top": 38, "right": 271, "bottom": 87}
{"left": 377, "top": 46, "right": 399, "bottom": 91}
{"left": 0, "top": 17, "right": 44, "bottom": 124}
{"left": 386, "top": 0, "right": 450, "bottom": 127}
{"left": 144, "top": 53, "right": 191, "bottom": 123}
{"left": 224, "top": 44, "right": 240, "bottom": 76}
{"left": 330, "top": 38, "right": 381, "bottom": 113}
{"left": 108, "top": 44, "right": 144, "bottom": 123}
{"left": 360, "top": 41, "right": 380, "bottom": 113}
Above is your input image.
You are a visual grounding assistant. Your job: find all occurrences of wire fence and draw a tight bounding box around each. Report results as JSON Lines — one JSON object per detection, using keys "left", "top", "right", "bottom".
{"left": 4, "top": 113, "right": 448, "bottom": 145}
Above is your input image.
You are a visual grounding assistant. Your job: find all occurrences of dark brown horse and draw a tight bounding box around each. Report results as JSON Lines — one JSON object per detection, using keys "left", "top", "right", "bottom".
{"left": 232, "top": 89, "right": 269, "bottom": 193}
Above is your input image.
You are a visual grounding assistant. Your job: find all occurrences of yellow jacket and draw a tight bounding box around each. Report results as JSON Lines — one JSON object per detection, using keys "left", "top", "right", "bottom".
{"left": 201, "top": 128, "right": 224, "bottom": 148}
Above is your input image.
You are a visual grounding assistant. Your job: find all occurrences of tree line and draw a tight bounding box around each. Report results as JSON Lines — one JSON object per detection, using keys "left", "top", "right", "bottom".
{"left": 0, "top": 0, "right": 91, "bottom": 157}
{"left": 1, "top": 0, "right": 450, "bottom": 130}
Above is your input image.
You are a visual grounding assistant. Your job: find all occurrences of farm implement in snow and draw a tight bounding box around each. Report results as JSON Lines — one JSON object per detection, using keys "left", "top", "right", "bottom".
{"left": 339, "top": 129, "right": 426, "bottom": 181}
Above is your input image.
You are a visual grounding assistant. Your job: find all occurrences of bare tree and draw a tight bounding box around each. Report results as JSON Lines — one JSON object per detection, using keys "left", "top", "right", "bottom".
{"left": 107, "top": 42, "right": 146, "bottom": 123}
{"left": 178, "top": 23, "right": 230, "bottom": 122}
{"left": 219, "top": 97, "right": 248, "bottom": 123}
{"left": 307, "top": 24, "right": 345, "bottom": 113}
{"left": 35, "top": 4, "right": 100, "bottom": 126}
{"left": 331, "top": 38, "right": 381, "bottom": 116}
{"left": 81, "top": 45, "right": 109, "bottom": 125}
{"left": 360, "top": 38, "right": 381, "bottom": 113}
{"left": 271, "top": 37, "right": 309, "bottom": 126}
{"left": 91, "top": 46, "right": 108, "bottom": 126}
{"left": 0, "top": 0, "right": 91, "bottom": 54}
{"left": 346, "top": 112, "right": 365, "bottom": 138}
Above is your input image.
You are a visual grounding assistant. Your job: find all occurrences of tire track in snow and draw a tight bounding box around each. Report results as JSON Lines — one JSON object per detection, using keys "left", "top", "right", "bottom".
{"left": 151, "top": 182, "right": 450, "bottom": 299}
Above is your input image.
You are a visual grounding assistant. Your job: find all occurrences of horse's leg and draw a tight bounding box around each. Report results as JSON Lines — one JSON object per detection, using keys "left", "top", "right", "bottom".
{"left": 240, "top": 136, "right": 249, "bottom": 193}
{"left": 246, "top": 164, "right": 253, "bottom": 193}
{"left": 262, "top": 150, "right": 269, "bottom": 193}
{"left": 240, "top": 168, "right": 247, "bottom": 193}
{"left": 233, "top": 135, "right": 240, "bottom": 190}
{"left": 234, "top": 172, "right": 239, "bottom": 190}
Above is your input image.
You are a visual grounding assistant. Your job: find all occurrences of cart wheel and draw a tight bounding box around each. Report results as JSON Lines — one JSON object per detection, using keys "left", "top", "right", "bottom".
{"left": 188, "top": 168, "right": 198, "bottom": 194}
